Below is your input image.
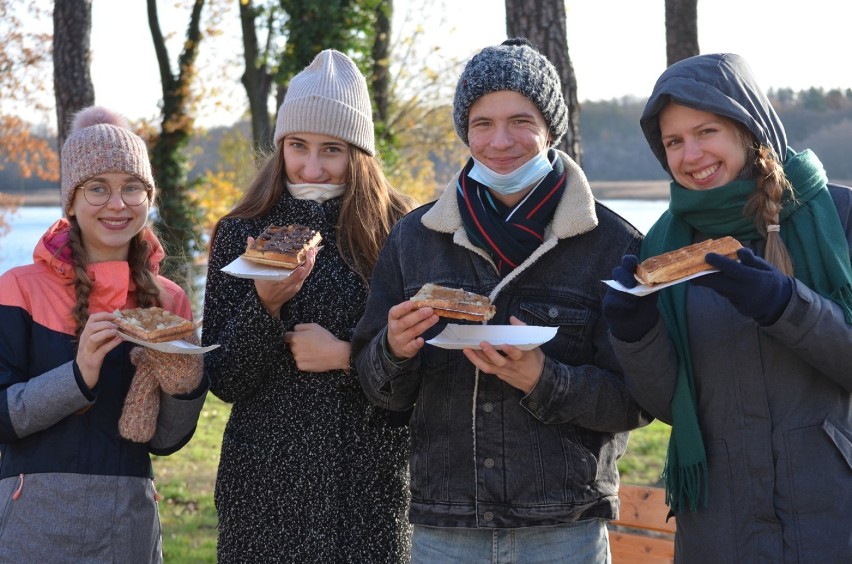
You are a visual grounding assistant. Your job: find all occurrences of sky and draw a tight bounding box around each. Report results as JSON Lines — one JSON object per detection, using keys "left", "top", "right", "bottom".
{"left": 33, "top": 0, "right": 852, "bottom": 129}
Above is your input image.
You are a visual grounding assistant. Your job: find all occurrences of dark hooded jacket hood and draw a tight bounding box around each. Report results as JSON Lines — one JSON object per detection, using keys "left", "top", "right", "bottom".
{"left": 640, "top": 53, "right": 787, "bottom": 174}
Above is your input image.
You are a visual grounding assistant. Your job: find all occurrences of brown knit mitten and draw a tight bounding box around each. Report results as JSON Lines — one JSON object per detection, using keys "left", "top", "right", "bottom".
{"left": 142, "top": 339, "right": 204, "bottom": 396}
{"left": 119, "top": 347, "right": 161, "bottom": 443}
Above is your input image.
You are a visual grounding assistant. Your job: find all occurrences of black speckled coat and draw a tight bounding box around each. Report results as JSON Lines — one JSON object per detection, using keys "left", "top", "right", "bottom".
{"left": 203, "top": 194, "right": 411, "bottom": 563}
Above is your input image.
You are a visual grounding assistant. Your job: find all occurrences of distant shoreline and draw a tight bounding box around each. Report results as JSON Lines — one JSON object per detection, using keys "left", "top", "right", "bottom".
{"left": 8, "top": 181, "right": 674, "bottom": 207}
{"left": 589, "top": 181, "right": 670, "bottom": 201}
{"left": 11, "top": 189, "right": 62, "bottom": 207}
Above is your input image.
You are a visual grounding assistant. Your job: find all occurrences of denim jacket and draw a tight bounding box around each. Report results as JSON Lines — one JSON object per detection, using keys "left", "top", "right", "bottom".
{"left": 353, "top": 152, "right": 651, "bottom": 529}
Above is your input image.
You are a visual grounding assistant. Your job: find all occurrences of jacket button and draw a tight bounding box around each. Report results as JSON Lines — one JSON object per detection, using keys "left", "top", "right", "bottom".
{"left": 484, "top": 458, "right": 494, "bottom": 468}
{"left": 483, "top": 512, "right": 494, "bottom": 521}
{"left": 483, "top": 402, "right": 493, "bottom": 413}
{"left": 548, "top": 307, "right": 559, "bottom": 318}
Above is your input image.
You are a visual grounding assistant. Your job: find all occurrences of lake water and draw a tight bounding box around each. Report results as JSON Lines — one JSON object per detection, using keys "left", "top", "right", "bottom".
{"left": 1, "top": 206, "right": 64, "bottom": 273}
{"left": 0, "top": 200, "right": 670, "bottom": 274}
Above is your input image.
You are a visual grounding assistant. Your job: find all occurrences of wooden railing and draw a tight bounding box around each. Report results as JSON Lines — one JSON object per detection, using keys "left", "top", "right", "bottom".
{"left": 609, "top": 484, "right": 675, "bottom": 563}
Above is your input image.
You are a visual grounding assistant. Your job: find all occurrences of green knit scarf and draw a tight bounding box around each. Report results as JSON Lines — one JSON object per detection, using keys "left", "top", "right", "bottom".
{"left": 642, "top": 148, "right": 852, "bottom": 513}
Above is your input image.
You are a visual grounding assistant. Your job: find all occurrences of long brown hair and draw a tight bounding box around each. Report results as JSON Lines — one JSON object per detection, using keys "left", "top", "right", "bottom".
{"left": 67, "top": 219, "right": 162, "bottom": 337}
{"left": 211, "top": 143, "right": 415, "bottom": 282}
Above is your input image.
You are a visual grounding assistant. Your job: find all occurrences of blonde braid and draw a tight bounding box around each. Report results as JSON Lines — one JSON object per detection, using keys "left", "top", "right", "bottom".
{"left": 744, "top": 144, "right": 794, "bottom": 275}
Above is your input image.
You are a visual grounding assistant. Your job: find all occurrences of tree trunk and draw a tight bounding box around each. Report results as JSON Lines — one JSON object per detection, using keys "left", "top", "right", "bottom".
{"left": 371, "top": 0, "right": 393, "bottom": 154}
{"left": 53, "top": 0, "right": 95, "bottom": 157}
{"left": 239, "top": 0, "right": 275, "bottom": 153}
{"left": 147, "top": 0, "right": 205, "bottom": 292}
{"left": 505, "top": 0, "right": 581, "bottom": 165}
{"left": 665, "top": 0, "right": 699, "bottom": 66}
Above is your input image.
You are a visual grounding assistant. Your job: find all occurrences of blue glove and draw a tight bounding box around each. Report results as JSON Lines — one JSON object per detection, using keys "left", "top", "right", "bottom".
{"left": 603, "top": 255, "right": 660, "bottom": 342}
{"left": 690, "top": 247, "right": 793, "bottom": 326}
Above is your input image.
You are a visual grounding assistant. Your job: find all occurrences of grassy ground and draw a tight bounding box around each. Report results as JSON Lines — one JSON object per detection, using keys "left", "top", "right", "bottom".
{"left": 619, "top": 419, "right": 670, "bottom": 487}
{"left": 152, "top": 395, "right": 228, "bottom": 562}
{"left": 153, "top": 395, "right": 670, "bottom": 562}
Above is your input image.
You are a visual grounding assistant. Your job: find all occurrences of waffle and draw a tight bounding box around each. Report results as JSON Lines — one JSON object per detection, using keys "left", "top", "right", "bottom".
{"left": 114, "top": 307, "right": 195, "bottom": 342}
{"left": 241, "top": 224, "right": 323, "bottom": 268}
{"left": 635, "top": 236, "right": 742, "bottom": 286}
{"left": 411, "top": 283, "right": 496, "bottom": 322}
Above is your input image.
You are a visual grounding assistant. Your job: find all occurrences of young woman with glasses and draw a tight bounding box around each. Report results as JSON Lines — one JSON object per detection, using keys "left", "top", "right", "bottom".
{"left": 0, "top": 106, "right": 208, "bottom": 562}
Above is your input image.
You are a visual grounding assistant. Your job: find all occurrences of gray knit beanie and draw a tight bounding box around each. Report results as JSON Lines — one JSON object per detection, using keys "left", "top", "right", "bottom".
{"left": 61, "top": 106, "right": 155, "bottom": 216}
{"left": 453, "top": 38, "right": 568, "bottom": 146}
{"left": 274, "top": 49, "right": 376, "bottom": 156}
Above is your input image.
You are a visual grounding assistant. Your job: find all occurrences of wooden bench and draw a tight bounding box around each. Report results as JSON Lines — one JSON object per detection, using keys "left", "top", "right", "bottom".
{"left": 609, "top": 484, "right": 676, "bottom": 563}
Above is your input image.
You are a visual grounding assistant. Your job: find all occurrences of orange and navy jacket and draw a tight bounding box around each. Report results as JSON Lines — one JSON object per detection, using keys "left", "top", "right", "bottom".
{"left": 0, "top": 219, "right": 200, "bottom": 480}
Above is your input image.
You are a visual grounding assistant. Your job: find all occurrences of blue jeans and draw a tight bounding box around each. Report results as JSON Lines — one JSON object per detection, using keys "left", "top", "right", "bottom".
{"left": 410, "top": 519, "right": 611, "bottom": 564}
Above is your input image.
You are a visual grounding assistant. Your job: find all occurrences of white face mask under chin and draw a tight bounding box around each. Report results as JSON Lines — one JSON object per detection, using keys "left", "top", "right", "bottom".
{"left": 468, "top": 151, "right": 553, "bottom": 195}
{"left": 286, "top": 182, "right": 347, "bottom": 203}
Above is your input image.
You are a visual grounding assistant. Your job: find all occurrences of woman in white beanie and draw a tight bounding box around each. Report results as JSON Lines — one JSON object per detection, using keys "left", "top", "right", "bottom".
{"left": 203, "top": 49, "right": 415, "bottom": 562}
{"left": 0, "top": 106, "right": 207, "bottom": 562}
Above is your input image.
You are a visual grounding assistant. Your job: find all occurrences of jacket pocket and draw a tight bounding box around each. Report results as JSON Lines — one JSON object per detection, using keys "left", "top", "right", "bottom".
{"left": 821, "top": 417, "right": 852, "bottom": 470}
{"left": 784, "top": 417, "right": 852, "bottom": 562}
{"left": 518, "top": 299, "right": 593, "bottom": 360}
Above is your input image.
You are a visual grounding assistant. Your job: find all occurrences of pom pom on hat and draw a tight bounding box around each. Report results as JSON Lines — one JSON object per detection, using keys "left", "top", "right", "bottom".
{"left": 452, "top": 38, "right": 568, "bottom": 146}
{"left": 70, "top": 106, "right": 131, "bottom": 131}
{"left": 61, "top": 106, "right": 155, "bottom": 216}
{"left": 273, "top": 49, "right": 376, "bottom": 156}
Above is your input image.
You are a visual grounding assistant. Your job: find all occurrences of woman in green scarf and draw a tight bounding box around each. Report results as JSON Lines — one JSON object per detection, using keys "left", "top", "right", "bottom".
{"left": 603, "top": 53, "right": 852, "bottom": 563}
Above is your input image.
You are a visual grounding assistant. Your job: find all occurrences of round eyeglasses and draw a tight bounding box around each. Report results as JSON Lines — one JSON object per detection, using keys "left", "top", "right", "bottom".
{"left": 77, "top": 180, "right": 151, "bottom": 207}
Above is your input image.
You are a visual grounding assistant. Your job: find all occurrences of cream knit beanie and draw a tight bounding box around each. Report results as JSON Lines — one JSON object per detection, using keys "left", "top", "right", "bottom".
{"left": 61, "top": 106, "right": 155, "bottom": 216}
{"left": 273, "top": 49, "right": 376, "bottom": 156}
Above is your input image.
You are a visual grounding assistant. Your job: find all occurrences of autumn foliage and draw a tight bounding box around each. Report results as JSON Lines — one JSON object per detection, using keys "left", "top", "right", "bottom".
{"left": 0, "top": 192, "right": 23, "bottom": 239}
{"left": 1, "top": 1, "right": 59, "bottom": 184}
{"left": 0, "top": 115, "right": 59, "bottom": 182}
{"left": 0, "top": 1, "right": 57, "bottom": 236}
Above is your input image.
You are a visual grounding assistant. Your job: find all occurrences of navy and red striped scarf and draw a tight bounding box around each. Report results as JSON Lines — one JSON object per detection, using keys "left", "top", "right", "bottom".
{"left": 457, "top": 149, "right": 566, "bottom": 276}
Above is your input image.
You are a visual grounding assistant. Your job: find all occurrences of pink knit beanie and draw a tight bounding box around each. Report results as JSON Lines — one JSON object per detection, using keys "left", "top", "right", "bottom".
{"left": 60, "top": 106, "right": 155, "bottom": 216}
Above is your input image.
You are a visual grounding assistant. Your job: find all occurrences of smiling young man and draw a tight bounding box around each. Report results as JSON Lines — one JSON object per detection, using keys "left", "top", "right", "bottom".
{"left": 353, "top": 38, "right": 651, "bottom": 563}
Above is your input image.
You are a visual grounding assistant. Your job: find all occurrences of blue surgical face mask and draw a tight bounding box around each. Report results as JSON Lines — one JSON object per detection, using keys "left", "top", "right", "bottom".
{"left": 286, "top": 182, "right": 346, "bottom": 203}
{"left": 468, "top": 150, "right": 553, "bottom": 195}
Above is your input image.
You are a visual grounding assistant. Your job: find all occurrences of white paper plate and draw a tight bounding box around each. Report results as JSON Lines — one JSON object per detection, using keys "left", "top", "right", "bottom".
{"left": 426, "top": 324, "right": 558, "bottom": 351}
{"left": 602, "top": 269, "right": 718, "bottom": 297}
{"left": 221, "top": 256, "right": 295, "bottom": 281}
{"left": 117, "top": 331, "right": 220, "bottom": 355}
